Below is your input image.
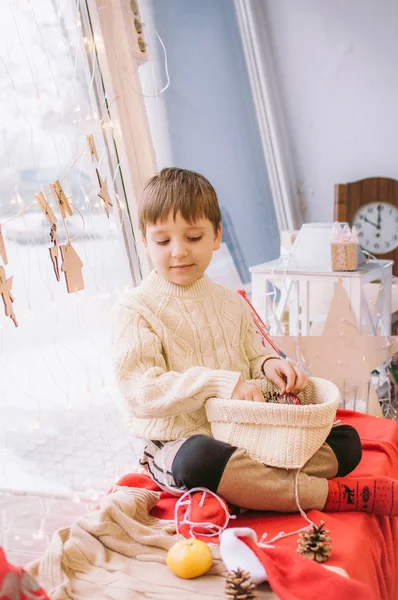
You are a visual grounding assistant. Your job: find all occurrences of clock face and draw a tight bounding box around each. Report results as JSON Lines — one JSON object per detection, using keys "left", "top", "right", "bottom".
{"left": 352, "top": 202, "right": 398, "bottom": 254}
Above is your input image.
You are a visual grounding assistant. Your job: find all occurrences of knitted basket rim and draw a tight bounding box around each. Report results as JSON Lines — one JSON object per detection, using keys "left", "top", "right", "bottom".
{"left": 205, "top": 377, "right": 340, "bottom": 427}
{"left": 206, "top": 396, "right": 332, "bottom": 417}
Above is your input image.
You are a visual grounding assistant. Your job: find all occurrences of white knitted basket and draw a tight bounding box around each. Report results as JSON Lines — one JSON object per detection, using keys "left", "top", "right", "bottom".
{"left": 205, "top": 377, "right": 340, "bottom": 469}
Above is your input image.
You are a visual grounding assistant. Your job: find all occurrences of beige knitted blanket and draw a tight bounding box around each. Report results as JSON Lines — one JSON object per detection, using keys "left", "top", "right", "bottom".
{"left": 27, "top": 487, "right": 277, "bottom": 599}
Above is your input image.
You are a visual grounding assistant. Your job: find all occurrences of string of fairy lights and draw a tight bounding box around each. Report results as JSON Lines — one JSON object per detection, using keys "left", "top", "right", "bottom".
{"left": 0, "top": 128, "right": 117, "bottom": 328}
{"left": 0, "top": 0, "right": 144, "bottom": 554}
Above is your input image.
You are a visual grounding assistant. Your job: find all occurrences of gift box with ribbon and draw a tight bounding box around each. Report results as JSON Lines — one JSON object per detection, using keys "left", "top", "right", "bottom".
{"left": 330, "top": 223, "right": 358, "bottom": 271}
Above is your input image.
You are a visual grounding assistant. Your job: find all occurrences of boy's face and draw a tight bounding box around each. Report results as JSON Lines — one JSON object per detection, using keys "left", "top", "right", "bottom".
{"left": 143, "top": 210, "right": 222, "bottom": 285}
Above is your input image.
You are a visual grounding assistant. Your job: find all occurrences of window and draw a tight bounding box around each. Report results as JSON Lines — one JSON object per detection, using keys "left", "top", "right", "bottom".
{"left": 0, "top": 0, "right": 144, "bottom": 498}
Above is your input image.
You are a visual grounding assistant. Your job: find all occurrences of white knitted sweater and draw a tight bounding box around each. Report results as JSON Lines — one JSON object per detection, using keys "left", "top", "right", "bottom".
{"left": 111, "top": 270, "right": 274, "bottom": 441}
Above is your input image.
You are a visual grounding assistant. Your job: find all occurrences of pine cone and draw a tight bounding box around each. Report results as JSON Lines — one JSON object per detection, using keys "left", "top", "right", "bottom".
{"left": 297, "top": 521, "right": 332, "bottom": 563}
{"left": 225, "top": 568, "right": 258, "bottom": 599}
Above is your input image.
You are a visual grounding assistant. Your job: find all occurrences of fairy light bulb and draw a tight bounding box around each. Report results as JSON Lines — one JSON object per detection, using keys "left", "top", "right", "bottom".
{"left": 32, "top": 527, "right": 44, "bottom": 540}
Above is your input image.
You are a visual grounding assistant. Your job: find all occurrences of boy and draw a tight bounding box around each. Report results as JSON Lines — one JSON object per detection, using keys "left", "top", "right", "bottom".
{"left": 112, "top": 167, "right": 398, "bottom": 516}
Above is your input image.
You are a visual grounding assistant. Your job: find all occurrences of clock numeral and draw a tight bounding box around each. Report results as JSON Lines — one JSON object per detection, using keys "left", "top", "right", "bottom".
{"left": 355, "top": 222, "right": 362, "bottom": 229}
{"left": 385, "top": 242, "right": 390, "bottom": 249}
{"left": 374, "top": 243, "right": 380, "bottom": 249}
{"left": 379, "top": 204, "right": 384, "bottom": 211}
{"left": 367, "top": 207, "right": 374, "bottom": 213}
{"left": 395, "top": 217, "right": 398, "bottom": 223}
{"left": 365, "top": 240, "right": 370, "bottom": 246}
{"left": 390, "top": 209, "right": 393, "bottom": 215}
{"left": 395, "top": 235, "right": 398, "bottom": 241}
{"left": 359, "top": 231, "right": 364, "bottom": 238}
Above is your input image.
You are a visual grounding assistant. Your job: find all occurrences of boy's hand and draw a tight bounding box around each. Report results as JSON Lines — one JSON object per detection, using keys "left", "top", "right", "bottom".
{"left": 232, "top": 379, "right": 264, "bottom": 402}
{"left": 263, "top": 358, "right": 308, "bottom": 394}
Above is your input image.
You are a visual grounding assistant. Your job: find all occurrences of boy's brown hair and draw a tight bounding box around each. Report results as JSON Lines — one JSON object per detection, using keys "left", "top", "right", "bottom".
{"left": 139, "top": 168, "right": 222, "bottom": 236}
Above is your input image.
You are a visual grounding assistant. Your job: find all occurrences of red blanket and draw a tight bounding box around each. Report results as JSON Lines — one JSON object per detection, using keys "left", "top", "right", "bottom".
{"left": 117, "top": 410, "right": 398, "bottom": 600}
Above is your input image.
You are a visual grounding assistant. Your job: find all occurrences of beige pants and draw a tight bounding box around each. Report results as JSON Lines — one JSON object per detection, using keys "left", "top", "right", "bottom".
{"left": 141, "top": 438, "right": 337, "bottom": 513}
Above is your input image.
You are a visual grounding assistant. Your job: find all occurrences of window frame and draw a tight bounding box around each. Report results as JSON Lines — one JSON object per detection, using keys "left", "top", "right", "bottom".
{"left": 81, "top": 0, "right": 157, "bottom": 280}
{"left": 234, "top": 0, "right": 300, "bottom": 231}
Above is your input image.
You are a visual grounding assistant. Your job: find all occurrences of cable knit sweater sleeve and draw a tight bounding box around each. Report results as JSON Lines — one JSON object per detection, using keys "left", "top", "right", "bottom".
{"left": 112, "top": 304, "right": 241, "bottom": 419}
{"left": 240, "top": 297, "right": 280, "bottom": 379}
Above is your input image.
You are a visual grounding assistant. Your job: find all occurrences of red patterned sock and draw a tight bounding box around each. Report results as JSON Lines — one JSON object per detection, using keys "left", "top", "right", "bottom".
{"left": 324, "top": 477, "right": 398, "bottom": 516}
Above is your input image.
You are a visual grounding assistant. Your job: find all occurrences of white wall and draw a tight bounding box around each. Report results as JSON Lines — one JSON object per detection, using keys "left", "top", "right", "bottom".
{"left": 149, "top": 0, "right": 280, "bottom": 282}
{"left": 262, "top": 0, "right": 398, "bottom": 222}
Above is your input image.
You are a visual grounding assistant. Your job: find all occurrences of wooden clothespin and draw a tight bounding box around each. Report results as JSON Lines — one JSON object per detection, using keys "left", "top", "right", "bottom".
{"left": 0, "top": 225, "right": 8, "bottom": 265}
{"left": 60, "top": 243, "right": 84, "bottom": 293}
{"left": 49, "top": 223, "right": 60, "bottom": 281}
{"left": 0, "top": 265, "right": 18, "bottom": 327}
{"left": 96, "top": 169, "right": 113, "bottom": 218}
{"left": 50, "top": 180, "right": 73, "bottom": 220}
{"left": 87, "top": 134, "right": 99, "bottom": 162}
{"left": 36, "top": 191, "right": 57, "bottom": 226}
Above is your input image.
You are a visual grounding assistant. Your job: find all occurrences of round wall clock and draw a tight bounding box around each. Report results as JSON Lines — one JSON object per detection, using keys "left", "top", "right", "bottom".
{"left": 334, "top": 177, "right": 398, "bottom": 276}
{"left": 352, "top": 202, "right": 398, "bottom": 254}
